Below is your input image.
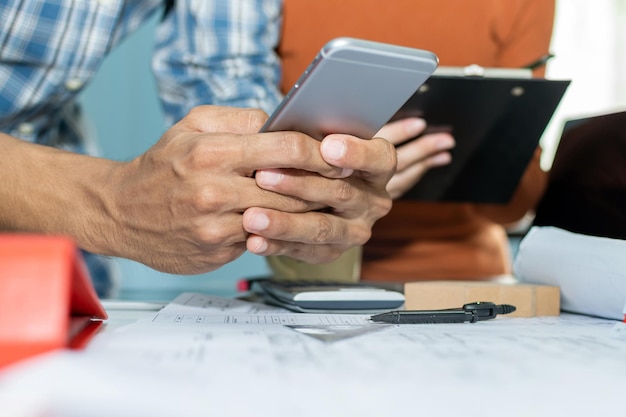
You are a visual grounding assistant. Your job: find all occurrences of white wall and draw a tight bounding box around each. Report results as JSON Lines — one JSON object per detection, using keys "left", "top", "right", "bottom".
{"left": 541, "top": 0, "right": 626, "bottom": 169}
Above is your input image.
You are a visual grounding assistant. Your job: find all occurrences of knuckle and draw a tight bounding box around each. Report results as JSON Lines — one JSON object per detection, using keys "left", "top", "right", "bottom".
{"left": 363, "top": 194, "right": 393, "bottom": 224}
{"left": 334, "top": 180, "right": 357, "bottom": 204}
{"left": 185, "top": 106, "right": 202, "bottom": 120}
{"left": 189, "top": 140, "right": 222, "bottom": 166}
{"left": 370, "top": 138, "right": 398, "bottom": 181}
{"left": 355, "top": 225, "right": 372, "bottom": 246}
{"left": 275, "top": 197, "right": 313, "bottom": 214}
{"left": 279, "top": 132, "right": 310, "bottom": 163}
{"left": 210, "top": 246, "right": 243, "bottom": 266}
{"left": 378, "top": 196, "right": 393, "bottom": 217}
{"left": 190, "top": 185, "right": 235, "bottom": 215}
{"left": 193, "top": 224, "right": 228, "bottom": 246}
{"left": 312, "top": 215, "right": 334, "bottom": 244}
{"left": 244, "top": 108, "right": 269, "bottom": 129}
{"left": 387, "top": 141, "right": 399, "bottom": 172}
{"left": 171, "top": 140, "right": 218, "bottom": 173}
{"left": 371, "top": 197, "right": 393, "bottom": 221}
{"left": 190, "top": 188, "right": 217, "bottom": 212}
{"left": 190, "top": 139, "right": 214, "bottom": 156}
{"left": 184, "top": 106, "right": 212, "bottom": 128}
{"left": 375, "top": 136, "right": 396, "bottom": 157}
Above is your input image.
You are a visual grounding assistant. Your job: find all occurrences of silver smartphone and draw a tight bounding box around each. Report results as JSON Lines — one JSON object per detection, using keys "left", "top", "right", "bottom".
{"left": 260, "top": 37, "right": 439, "bottom": 140}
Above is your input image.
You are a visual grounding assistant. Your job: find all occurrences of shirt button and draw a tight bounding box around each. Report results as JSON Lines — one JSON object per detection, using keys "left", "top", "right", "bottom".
{"left": 17, "top": 123, "right": 35, "bottom": 135}
{"left": 65, "top": 78, "right": 84, "bottom": 91}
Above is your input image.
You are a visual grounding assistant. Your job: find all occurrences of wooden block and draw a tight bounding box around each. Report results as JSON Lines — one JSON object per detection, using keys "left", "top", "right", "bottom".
{"left": 403, "top": 280, "right": 560, "bottom": 317}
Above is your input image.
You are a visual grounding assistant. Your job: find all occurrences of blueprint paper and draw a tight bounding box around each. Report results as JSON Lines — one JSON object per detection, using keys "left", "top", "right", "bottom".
{"left": 514, "top": 226, "right": 626, "bottom": 320}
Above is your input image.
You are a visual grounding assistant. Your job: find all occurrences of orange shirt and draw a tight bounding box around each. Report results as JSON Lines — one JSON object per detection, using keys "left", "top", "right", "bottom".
{"left": 279, "top": 0, "right": 553, "bottom": 281}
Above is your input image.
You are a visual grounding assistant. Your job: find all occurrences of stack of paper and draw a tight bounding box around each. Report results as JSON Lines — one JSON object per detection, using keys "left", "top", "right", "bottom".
{"left": 2, "top": 291, "right": 626, "bottom": 417}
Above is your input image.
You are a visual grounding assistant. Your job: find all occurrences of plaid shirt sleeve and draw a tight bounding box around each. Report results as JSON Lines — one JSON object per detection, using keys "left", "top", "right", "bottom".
{"left": 152, "top": 0, "right": 284, "bottom": 127}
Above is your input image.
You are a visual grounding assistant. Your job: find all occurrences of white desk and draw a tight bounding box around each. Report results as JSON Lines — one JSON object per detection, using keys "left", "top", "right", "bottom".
{"left": 2, "top": 295, "right": 625, "bottom": 417}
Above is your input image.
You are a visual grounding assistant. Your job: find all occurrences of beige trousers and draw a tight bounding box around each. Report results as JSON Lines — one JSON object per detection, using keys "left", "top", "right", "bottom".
{"left": 266, "top": 246, "right": 362, "bottom": 282}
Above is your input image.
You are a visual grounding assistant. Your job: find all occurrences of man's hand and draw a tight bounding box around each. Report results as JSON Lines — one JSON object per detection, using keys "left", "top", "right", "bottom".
{"left": 245, "top": 131, "right": 396, "bottom": 263}
{"left": 103, "top": 106, "right": 354, "bottom": 274}
{"left": 376, "top": 118, "right": 455, "bottom": 199}
{"left": 104, "top": 105, "right": 395, "bottom": 273}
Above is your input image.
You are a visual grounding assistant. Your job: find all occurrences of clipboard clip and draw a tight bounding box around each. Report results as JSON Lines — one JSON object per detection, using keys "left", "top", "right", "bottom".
{"left": 463, "top": 64, "right": 487, "bottom": 77}
{"left": 432, "top": 65, "right": 532, "bottom": 79}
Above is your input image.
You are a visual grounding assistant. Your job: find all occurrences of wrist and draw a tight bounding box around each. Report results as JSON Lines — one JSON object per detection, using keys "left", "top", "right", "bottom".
{"left": 0, "top": 134, "right": 123, "bottom": 257}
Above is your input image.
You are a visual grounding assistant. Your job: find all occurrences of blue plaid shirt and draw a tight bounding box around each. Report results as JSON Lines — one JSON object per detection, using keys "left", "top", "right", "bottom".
{"left": 0, "top": 0, "right": 283, "bottom": 296}
{"left": 0, "top": 0, "right": 283, "bottom": 147}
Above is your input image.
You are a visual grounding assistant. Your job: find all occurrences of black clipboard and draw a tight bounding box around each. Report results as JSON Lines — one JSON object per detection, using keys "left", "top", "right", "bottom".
{"left": 391, "top": 71, "right": 570, "bottom": 204}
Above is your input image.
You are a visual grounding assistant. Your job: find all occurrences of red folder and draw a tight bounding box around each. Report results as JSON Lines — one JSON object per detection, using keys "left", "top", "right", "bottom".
{"left": 0, "top": 235, "right": 107, "bottom": 368}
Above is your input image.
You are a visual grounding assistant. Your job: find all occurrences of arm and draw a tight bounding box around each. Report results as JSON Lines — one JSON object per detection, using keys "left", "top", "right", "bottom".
{"left": 152, "top": 0, "right": 284, "bottom": 126}
{"left": 0, "top": 106, "right": 394, "bottom": 274}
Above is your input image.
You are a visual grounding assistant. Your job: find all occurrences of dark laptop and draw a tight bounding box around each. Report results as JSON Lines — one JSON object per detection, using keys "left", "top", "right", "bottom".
{"left": 532, "top": 111, "right": 626, "bottom": 240}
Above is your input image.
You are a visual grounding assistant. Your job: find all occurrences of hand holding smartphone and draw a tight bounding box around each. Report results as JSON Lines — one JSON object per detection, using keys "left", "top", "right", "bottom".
{"left": 261, "top": 37, "right": 439, "bottom": 140}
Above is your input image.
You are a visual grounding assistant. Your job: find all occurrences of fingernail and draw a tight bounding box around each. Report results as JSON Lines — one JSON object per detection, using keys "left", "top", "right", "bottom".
{"left": 247, "top": 212, "right": 269, "bottom": 232}
{"left": 256, "top": 170, "right": 283, "bottom": 186}
{"left": 321, "top": 138, "right": 346, "bottom": 161}
{"left": 409, "top": 118, "right": 427, "bottom": 131}
{"left": 339, "top": 168, "right": 354, "bottom": 177}
{"left": 249, "top": 237, "right": 268, "bottom": 254}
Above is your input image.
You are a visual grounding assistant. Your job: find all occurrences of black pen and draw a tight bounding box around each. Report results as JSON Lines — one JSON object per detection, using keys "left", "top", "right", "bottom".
{"left": 370, "top": 301, "right": 516, "bottom": 324}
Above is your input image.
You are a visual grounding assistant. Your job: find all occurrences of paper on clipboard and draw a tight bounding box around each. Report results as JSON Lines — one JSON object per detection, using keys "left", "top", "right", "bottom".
{"left": 391, "top": 66, "right": 570, "bottom": 204}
